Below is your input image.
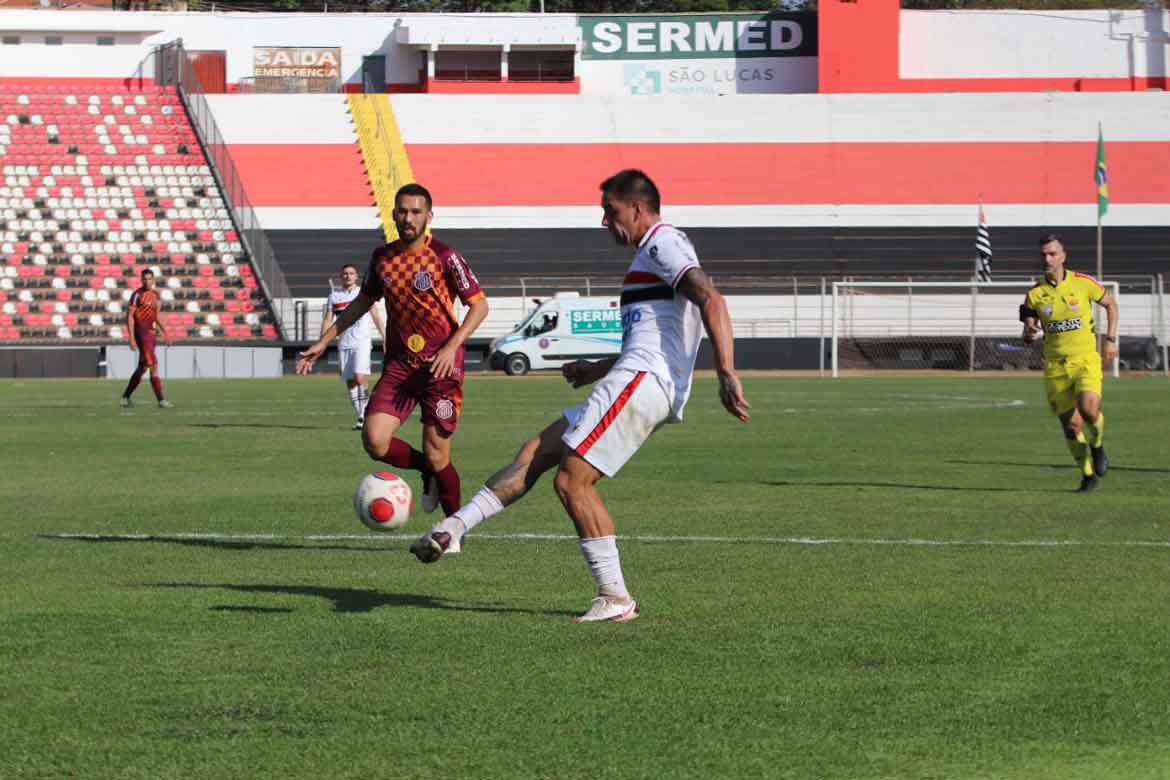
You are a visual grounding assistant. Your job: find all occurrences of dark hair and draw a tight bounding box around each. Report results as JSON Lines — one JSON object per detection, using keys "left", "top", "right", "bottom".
{"left": 395, "top": 182, "right": 433, "bottom": 211}
{"left": 1038, "top": 233, "right": 1064, "bottom": 248}
{"left": 340, "top": 263, "right": 358, "bottom": 273}
{"left": 140, "top": 268, "right": 155, "bottom": 277}
{"left": 600, "top": 169, "right": 661, "bottom": 214}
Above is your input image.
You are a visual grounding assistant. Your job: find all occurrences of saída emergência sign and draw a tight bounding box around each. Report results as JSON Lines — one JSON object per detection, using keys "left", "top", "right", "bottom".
{"left": 579, "top": 12, "right": 816, "bottom": 61}
{"left": 253, "top": 47, "right": 342, "bottom": 79}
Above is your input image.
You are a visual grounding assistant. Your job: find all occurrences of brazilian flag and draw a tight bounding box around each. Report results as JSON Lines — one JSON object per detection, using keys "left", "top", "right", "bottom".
{"left": 1095, "top": 123, "right": 1109, "bottom": 219}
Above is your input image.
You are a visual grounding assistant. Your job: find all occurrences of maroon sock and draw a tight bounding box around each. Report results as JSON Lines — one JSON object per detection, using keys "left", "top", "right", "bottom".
{"left": 150, "top": 375, "right": 164, "bottom": 401}
{"left": 382, "top": 438, "right": 428, "bottom": 473}
{"left": 123, "top": 368, "right": 143, "bottom": 398}
{"left": 434, "top": 462, "right": 461, "bottom": 516}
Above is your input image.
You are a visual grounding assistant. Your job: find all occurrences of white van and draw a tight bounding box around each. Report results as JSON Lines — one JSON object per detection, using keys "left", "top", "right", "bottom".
{"left": 489, "top": 293, "right": 622, "bottom": 375}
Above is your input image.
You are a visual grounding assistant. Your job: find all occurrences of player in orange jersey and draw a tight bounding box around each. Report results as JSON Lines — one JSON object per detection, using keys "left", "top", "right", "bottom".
{"left": 297, "top": 183, "right": 489, "bottom": 515}
{"left": 121, "top": 268, "right": 173, "bottom": 409}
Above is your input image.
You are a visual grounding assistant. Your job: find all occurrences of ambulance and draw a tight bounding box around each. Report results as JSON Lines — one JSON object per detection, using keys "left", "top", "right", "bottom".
{"left": 489, "top": 293, "right": 622, "bottom": 375}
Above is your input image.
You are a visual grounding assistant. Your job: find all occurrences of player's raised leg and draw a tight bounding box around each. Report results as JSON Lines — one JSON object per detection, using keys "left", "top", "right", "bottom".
{"left": 411, "top": 417, "right": 568, "bottom": 562}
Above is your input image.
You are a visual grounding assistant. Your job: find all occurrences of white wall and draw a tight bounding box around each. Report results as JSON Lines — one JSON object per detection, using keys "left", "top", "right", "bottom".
{"left": 3, "top": 9, "right": 1169, "bottom": 88}
{"left": 106, "top": 345, "right": 282, "bottom": 378}
{"left": 205, "top": 94, "right": 353, "bottom": 142}
{"left": 388, "top": 91, "right": 1170, "bottom": 144}
{"left": 901, "top": 9, "right": 1170, "bottom": 80}
{"left": 0, "top": 10, "right": 581, "bottom": 86}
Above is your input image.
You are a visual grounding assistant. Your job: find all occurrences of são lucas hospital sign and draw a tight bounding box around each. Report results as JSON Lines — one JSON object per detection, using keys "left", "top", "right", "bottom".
{"left": 578, "top": 13, "right": 817, "bottom": 96}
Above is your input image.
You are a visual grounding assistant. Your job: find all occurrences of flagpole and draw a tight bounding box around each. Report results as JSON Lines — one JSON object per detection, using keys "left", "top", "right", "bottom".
{"left": 1096, "top": 216, "right": 1103, "bottom": 283}
{"left": 1095, "top": 122, "right": 1107, "bottom": 355}
{"left": 970, "top": 201, "right": 980, "bottom": 372}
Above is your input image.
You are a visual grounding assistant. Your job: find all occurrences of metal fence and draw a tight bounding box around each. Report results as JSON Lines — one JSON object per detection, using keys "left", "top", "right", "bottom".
{"left": 154, "top": 40, "right": 292, "bottom": 340}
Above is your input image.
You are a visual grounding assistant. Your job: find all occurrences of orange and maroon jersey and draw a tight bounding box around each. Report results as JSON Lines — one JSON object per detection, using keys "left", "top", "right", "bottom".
{"left": 360, "top": 236, "right": 485, "bottom": 362}
{"left": 128, "top": 287, "right": 160, "bottom": 336}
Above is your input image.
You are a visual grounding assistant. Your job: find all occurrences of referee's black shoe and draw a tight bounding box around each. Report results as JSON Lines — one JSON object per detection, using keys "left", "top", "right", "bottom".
{"left": 1091, "top": 446, "right": 1109, "bottom": 478}
{"left": 1077, "top": 473, "right": 1100, "bottom": 493}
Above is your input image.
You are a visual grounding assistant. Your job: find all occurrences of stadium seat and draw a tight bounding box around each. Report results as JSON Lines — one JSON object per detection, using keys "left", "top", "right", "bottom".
{"left": 1, "top": 81, "right": 278, "bottom": 344}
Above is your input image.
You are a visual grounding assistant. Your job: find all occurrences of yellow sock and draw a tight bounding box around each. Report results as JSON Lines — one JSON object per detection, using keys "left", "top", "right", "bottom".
{"left": 1065, "top": 432, "right": 1093, "bottom": 476}
{"left": 1084, "top": 413, "right": 1104, "bottom": 449}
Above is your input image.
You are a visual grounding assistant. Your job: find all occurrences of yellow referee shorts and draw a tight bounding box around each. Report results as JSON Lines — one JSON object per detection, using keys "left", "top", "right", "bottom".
{"left": 1044, "top": 354, "right": 1103, "bottom": 415}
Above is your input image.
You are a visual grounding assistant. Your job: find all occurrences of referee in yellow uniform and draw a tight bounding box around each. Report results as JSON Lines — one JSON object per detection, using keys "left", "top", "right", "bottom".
{"left": 1020, "top": 234, "right": 1119, "bottom": 492}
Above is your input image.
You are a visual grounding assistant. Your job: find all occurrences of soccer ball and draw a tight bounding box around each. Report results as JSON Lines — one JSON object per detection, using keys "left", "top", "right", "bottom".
{"left": 353, "top": 471, "right": 413, "bottom": 531}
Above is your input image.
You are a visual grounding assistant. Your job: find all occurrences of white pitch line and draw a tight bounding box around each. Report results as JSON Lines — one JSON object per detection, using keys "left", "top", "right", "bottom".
{"left": 4, "top": 398, "right": 1029, "bottom": 419}
{"left": 41, "top": 531, "right": 1170, "bottom": 549}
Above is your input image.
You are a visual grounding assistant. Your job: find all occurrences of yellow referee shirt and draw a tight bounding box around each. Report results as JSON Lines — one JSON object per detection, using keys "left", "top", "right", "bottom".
{"left": 1025, "top": 271, "right": 1106, "bottom": 359}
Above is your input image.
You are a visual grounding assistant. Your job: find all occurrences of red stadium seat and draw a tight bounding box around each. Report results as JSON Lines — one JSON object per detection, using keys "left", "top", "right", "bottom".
{"left": 1, "top": 80, "right": 277, "bottom": 343}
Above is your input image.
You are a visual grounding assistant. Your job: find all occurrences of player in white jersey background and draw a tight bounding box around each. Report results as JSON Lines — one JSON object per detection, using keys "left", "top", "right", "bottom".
{"left": 322, "top": 263, "right": 386, "bottom": 430}
{"left": 411, "top": 169, "right": 750, "bottom": 624}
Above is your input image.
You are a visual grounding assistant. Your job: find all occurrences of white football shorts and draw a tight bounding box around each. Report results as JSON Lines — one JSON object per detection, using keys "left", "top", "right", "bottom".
{"left": 561, "top": 368, "right": 671, "bottom": 478}
{"left": 338, "top": 345, "right": 372, "bottom": 380}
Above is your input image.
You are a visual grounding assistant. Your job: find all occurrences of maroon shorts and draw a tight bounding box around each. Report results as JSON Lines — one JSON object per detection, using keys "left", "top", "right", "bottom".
{"left": 367, "top": 358, "right": 464, "bottom": 434}
{"left": 136, "top": 331, "right": 157, "bottom": 368}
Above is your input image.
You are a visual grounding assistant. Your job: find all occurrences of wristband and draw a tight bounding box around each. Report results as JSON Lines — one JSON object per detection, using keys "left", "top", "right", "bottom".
{"left": 1104, "top": 336, "right": 1117, "bottom": 344}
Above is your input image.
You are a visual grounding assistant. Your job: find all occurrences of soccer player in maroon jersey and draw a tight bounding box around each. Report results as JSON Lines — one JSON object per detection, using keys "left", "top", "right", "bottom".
{"left": 297, "top": 183, "right": 490, "bottom": 515}
{"left": 121, "top": 268, "right": 173, "bottom": 408}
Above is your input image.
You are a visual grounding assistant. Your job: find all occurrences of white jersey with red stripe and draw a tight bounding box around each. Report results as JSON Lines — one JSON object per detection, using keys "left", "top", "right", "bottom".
{"left": 326, "top": 286, "right": 373, "bottom": 350}
{"left": 612, "top": 222, "right": 703, "bottom": 421}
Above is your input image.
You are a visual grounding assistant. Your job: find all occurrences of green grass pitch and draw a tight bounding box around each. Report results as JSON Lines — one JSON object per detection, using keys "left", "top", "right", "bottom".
{"left": 2, "top": 373, "right": 1170, "bottom": 779}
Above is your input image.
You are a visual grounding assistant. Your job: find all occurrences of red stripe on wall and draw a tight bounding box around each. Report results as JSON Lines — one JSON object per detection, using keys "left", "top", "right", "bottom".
{"left": 230, "top": 141, "right": 1170, "bottom": 208}
{"left": 405, "top": 141, "right": 1170, "bottom": 207}
{"left": 898, "top": 77, "right": 1170, "bottom": 93}
{"left": 228, "top": 144, "right": 373, "bottom": 207}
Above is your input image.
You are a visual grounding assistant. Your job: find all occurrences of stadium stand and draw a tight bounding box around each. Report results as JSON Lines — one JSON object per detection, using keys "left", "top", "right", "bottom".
{"left": 206, "top": 91, "right": 1170, "bottom": 302}
{"left": 0, "top": 82, "right": 278, "bottom": 343}
{"left": 0, "top": 5, "right": 1167, "bottom": 364}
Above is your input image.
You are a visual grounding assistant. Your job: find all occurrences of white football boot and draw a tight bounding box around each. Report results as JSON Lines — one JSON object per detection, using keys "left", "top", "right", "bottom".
{"left": 573, "top": 596, "right": 640, "bottom": 624}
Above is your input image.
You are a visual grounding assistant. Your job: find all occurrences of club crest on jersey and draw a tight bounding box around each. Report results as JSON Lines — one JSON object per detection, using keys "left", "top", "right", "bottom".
{"left": 1068, "top": 297, "right": 1080, "bottom": 310}
{"left": 649, "top": 246, "right": 658, "bottom": 259}
{"left": 413, "top": 271, "right": 433, "bottom": 291}
{"left": 435, "top": 398, "right": 454, "bottom": 420}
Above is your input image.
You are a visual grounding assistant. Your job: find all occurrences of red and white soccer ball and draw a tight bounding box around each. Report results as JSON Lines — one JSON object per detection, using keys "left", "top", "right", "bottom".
{"left": 353, "top": 471, "right": 414, "bottom": 531}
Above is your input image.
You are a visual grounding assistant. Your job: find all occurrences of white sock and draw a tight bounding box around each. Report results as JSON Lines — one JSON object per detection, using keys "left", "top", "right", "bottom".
{"left": 445, "top": 486, "right": 504, "bottom": 536}
{"left": 578, "top": 536, "right": 629, "bottom": 600}
{"left": 357, "top": 384, "right": 368, "bottom": 419}
{"left": 348, "top": 385, "right": 361, "bottom": 418}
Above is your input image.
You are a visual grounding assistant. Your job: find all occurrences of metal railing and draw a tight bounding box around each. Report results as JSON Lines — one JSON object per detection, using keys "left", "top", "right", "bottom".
{"left": 155, "top": 40, "right": 292, "bottom": 340}
{"left": 434, "top": 68, "right": 502, "bottom": 82}
{"left": 508, "top": 63, "right": 576, "bottom": 83}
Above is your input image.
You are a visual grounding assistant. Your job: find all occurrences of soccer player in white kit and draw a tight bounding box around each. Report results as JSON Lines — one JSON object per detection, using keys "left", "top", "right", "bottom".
{"left": 322, "top": 263, "right": 386, "bottom": 430}
{"left": 411, "top": 169, "right": 751, "bottom": 623}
